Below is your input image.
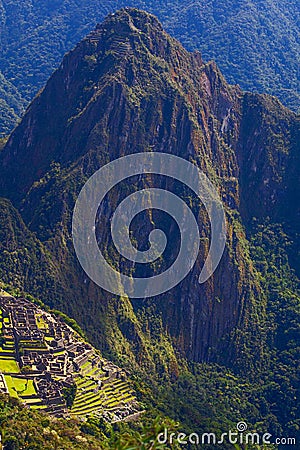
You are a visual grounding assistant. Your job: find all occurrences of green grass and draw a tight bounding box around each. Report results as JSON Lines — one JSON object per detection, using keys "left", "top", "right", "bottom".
{"left": 16, "top": 379, "right": 36, "bottom": 396}
{"left": 104, "top": 400, "right": 123, "bottom": 408}
{"left": 82, "top": 365, "right": 102, "bottom": 377}
{"left": 20, "top": 347, "right": 46, "bottom": 352}
{"left": 36, "top": 314, "right": 48, "bottom": 330}
{"left": 52, "top": 350, "right": 65, "bottom": 356}
{"left": 0, "top": 347, "right": 14, "bottom": 353}
{"left": 23, "top": 398, "right": 43, "bottom": 405}
{"left": 0, "top": 358, "right": 19, "bottom": 373}
{"left": 81, "top": 361, "right": 90, "bottom": 370}
{"left": 3, "top": 345, "right": 14, "bottom": 350}
{"left": 30, "top": 404, "right": 47, "bottom": 410}
{"left": 4, "top": 376, "right": 18, "bottom": 398}
{"left": 71, "top": 373, "right": 135, "bottom": 417}
{"left": 76, "top": 379, "right": 95, "bottom": 389}
{"left": 72, "top": 399, "right": 104, "bottom": 414}
{"left": 5, "top": 376, "right": 37, "bottom": 397}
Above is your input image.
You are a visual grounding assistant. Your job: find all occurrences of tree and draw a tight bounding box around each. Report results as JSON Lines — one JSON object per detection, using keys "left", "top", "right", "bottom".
{"left": 21, "top": 365, "right": 32, "bottom": 374}
{"left": 4, "top": 436, "right": 19, "bottom": 450}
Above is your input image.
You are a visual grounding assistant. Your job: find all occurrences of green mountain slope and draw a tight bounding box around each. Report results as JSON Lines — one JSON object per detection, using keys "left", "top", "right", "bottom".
{"left": 0, "top": 393, "right": 102, "bottom": 450}
{"left": 0, "top": 393, "right": 180, "bottom": 449}
{"left": 157, "top": 0, "right": 300, "bottom": 111}
{"left": 0, "top": 72, "right": 24, "bottom": 135}
{"left": 0, "top": 4, "right": 298, "bottom": 369}
{"left": 0, "top": 8, "right": 268, "bottom": 370}
{"left": 0, "top": 0, "right": 299, "bottom": 135}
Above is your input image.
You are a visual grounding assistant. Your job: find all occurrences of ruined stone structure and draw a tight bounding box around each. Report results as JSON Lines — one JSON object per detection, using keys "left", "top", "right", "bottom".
{"left": 0, "top": 292, "right": 140, "bottom": 420}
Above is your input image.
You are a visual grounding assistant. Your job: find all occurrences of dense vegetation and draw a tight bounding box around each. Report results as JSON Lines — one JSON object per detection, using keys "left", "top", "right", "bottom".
{"left": 1, "top": 275, "right": 298, "bottom": 448}
{"left": 0, "top": 394, "right": 101, "bottom": 449}
{"left": 151, "top": 221, "right": 300, "bottom": 444}
{"left": 0, "top": 0, "right": 299, "bottom": 135}
{"left": 0, "top": 72, "right": 24, "bottom": 136}
{"left": 0, "top": 393, "right": 183, "bottom": 449}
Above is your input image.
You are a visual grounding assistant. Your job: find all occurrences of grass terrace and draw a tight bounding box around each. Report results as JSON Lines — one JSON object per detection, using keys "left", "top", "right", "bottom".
{"left": 36, "top": 314, "right": 48, "bottom": 331}
{"left": 0, "top": 358, "right": 20, "bottom": 373}
{"left": 19, "top": 339, "right": 47, "bottom": 351}
{"left": 30, "top": 404, "right": 47, "bottom": 410}
{"left": 5, "top": 376, "right": 44, "bottom": 409}
{"left": 5, "top": 376, "right": 36, "bottom": 396}
{"left": 71, "top": 368, "right": 135, "bottom": 417}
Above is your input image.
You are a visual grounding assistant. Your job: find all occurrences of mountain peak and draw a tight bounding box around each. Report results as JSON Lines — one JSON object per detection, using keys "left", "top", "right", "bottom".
{"left": 0, "top": 8, "right": 208, "bottom": 202}
{"left": 85, "top": 7, "right": 182, "bottom": 65}
{"left": 87, "top": 7, "right": 166, "bottom": 49}
{"left": 100, "top": 7, "right": 164, "bottom": 34}
{"left": 0, "top": 10, "right": 298, "bottom": 372}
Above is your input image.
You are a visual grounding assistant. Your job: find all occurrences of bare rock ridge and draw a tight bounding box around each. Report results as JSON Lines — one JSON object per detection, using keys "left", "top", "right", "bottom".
{"left": 0, "top": 9, "right": 299, "bottom": 374}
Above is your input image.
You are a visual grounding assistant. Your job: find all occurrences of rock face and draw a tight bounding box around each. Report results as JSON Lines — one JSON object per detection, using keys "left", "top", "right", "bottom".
{"left": 0, "top": 9, "right": 298, "bottom": 373}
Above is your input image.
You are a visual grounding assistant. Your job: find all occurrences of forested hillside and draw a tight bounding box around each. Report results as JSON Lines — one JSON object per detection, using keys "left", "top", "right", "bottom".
{"left": 0, "top": 0, "right": 299, "bottom": 136}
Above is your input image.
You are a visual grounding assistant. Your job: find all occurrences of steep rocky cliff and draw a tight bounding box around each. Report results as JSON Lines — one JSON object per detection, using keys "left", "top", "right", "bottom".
{"left": 0, "top": 9, "right": 299, "bottom": 377}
